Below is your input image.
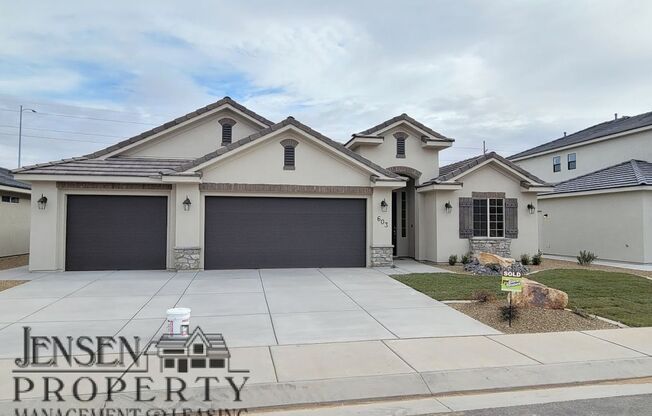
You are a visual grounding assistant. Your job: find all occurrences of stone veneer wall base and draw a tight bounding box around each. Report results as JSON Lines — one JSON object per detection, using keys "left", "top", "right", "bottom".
{"left": 469, "top": 238, "right": 512, "bottom": 258}
{"left": 370, "top": 246, "right": 394, "bottom": 267}
{"left": 174, "top": 247, "right": 201, "bottom": 270}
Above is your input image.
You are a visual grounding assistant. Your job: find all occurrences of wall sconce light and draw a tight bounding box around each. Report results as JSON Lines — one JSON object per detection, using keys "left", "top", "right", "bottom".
{"left": 444, "top": 201, "right": 452, "bottom": 214}
{"left": 380, "top": 199, "right": 388, "bottom": 212}
{"left": 37, "top": 194, "right": 47, "bottom": 210}
{"left": 182, "top": 196, "right": 192, "bottom": 212}
{"left": 527, "top": 203, "right": 536, "bottom": 214}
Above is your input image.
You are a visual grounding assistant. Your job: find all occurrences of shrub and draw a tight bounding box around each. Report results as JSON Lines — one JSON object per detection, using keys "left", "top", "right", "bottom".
{"left": 577, "top": 250, "right": 597, "bottom": 266}
{"left": 520, "top": 254, "right": 530, "bottom": 265}
{"left": 461, "top": 252, "right": 471, "bottom": 265}
{"left": 472, "top": 290, "right": 496, "bottom": 303}
{"left": 500, "top": 305, "right": 520, "bottom": 322}
{"left": 448, "top": 255, "right": 458, "bottom": 266}
{"left": 532, "top": 251, "right": 543, "bottom": 265}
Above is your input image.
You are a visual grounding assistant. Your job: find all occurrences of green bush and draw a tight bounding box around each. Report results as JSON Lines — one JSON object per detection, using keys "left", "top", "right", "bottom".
{"left": 448, "top": 255, "right": 458, "bottom": 266}
{"left": 472, "top": 289, "right": 496, "bottom": 303}
{"left": 520, "top": 254, "right": 530, "bottom": 265}
{"left": 577, "top": 250, "right": 597, "bottom": 266}
{"left": 532, "top": 251, "right": 543, "bottom": 265}
{"left": 461, "top": 253, "right": 471, "bottom": 265}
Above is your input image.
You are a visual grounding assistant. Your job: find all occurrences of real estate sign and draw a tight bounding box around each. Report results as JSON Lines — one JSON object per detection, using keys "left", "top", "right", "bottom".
{"left": 501, "top": 274, "right": 523, "bottom": 292}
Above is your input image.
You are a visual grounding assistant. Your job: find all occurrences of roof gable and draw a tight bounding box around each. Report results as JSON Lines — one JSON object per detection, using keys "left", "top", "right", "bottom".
{"left": 509, "top": 110, "right": 652, "bottom": 160}
{"left": 86, "top": 97, "right": 274, "bottom": 159}
{"left": 176, "top": 117, "right": 402, "bottom": 180}
{"left": 421, "top": 152, "right": 550, "bottom": 187}
{"left": 351, "top": 113, "right": 453, "bottom": 143}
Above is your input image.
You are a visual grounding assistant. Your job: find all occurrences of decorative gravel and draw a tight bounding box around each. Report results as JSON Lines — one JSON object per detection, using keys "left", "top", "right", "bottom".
{"left": 449, "top": 301, "right": 617, "bottom": 334}
{"left": 0, "top": 280, "right": 27, "bottom": 292}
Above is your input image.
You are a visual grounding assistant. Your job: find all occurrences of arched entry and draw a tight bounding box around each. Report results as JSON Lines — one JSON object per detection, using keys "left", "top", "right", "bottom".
{"left": 387, "top": 167, "right": 421, "bottom": 258}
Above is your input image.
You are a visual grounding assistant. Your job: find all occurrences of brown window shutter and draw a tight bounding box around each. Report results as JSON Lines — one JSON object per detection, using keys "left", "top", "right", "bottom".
{"left": 505, "top": 198, "right": 518, "bottom": 238}
{"left": 459, "top": 197, "right": 473, "bottom": 238}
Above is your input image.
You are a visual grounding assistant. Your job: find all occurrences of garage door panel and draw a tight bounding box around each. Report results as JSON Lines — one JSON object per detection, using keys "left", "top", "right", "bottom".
{"left": 66, "top": 195, "right": 167, "bottom": 271}
{"left": 205, "top": 197, "right": 366, "bottom": 269}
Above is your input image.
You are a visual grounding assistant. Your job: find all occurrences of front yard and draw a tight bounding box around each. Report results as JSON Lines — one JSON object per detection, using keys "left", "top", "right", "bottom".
{"left": 394, "top": 269, "right": 652, "bottom": 327}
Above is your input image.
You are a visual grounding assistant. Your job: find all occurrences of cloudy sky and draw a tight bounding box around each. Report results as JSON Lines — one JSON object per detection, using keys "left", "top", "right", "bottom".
{"left": 1, "top": 0, "right": 651, "bottom": 169}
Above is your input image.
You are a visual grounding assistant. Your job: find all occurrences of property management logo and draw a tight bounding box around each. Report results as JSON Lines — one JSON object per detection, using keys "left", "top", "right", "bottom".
{"left": 12, "top": 326, "right": 250, "bottom": 415}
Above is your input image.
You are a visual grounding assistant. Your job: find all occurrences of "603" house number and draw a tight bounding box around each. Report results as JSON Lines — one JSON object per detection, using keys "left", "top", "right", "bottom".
{"left": 376, "top": 216, "right": 389, "bottom": 228}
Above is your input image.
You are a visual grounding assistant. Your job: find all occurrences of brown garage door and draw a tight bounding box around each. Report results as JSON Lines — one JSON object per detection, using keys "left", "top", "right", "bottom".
{"left": 204, "top": 197, "right": 366, "bottom": 269}
{"left": 65, "top": 195, "right": 168, "bottom": 271}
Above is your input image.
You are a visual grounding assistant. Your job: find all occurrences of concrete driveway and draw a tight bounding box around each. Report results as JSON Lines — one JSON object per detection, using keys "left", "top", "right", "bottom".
{"left": 0, "top": 262, "right": 498, "bottom": 358}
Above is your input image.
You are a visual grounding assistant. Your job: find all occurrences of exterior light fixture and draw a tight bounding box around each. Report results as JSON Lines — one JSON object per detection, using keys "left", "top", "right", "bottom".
{"left": 527, "top": 203, "right": 536, "bottom": 214}
{"left": 380, "top": 199, "right": 388, "bottom": 212}
{"left": 182, "top": 196, "right": 192, "bottom": 212}
{"left": 37, "top": 194, "right": 47, "bottom": 210}
{"left": 444, "top": 201, "right": 452, "bottom": 214}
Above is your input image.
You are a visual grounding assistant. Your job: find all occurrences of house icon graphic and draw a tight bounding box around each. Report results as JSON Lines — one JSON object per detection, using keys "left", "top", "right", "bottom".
{"left": 152, "top": 326, "right": 231, "bottom": 373}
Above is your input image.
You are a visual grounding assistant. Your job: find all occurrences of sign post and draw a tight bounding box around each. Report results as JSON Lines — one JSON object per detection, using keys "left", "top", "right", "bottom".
{"left": 500, "top": 272, "right": 523, "bottom": 327}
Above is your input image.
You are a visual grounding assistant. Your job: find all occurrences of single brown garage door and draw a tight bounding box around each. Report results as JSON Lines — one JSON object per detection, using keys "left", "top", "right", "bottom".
{"left": 204, "top": 197, "right": 366, "bottom": 269}
{"left": 65, "top": 195, "right": 168, "bottom": 271}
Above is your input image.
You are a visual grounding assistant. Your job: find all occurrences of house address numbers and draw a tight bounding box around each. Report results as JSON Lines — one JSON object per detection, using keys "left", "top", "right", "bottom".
{"left": 376, "top": 216, "right": 389, "bottom": 228}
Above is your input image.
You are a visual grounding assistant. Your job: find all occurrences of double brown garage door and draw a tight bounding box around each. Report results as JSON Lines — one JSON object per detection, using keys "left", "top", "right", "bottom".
{"left": 204, "top": 197, "right": 366, "bottom": 269}
{"left": 65, "top": 195, "right": 366, "bottom": 270}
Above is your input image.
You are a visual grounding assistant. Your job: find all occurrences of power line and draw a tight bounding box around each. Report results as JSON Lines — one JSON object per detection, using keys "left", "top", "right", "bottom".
{"left": 0, "top": 107, "right": 159, "bottom": 126}
{"left": 0, "top": 131, "right": 112, "bottom": 144}
{"left": 0, "top": 124, "right": 125, "bottom": 139}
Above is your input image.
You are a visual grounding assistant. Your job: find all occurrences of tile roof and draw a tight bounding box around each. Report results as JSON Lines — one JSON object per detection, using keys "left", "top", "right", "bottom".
{"left": 420, "top": 152, "right": 549, "bottom": 186}
{"left": 353, "top": 113, "right": 453, "bottom": 141}
{"left": 14, "top": 158, "right": 190, "bottom": 177}
{"left": 84, "top": 97, "right": 275, "bottom": 159}
{"left": 0, "top": 167, "right": 31, "bottom": 190}
{"left": 176, "top": 117, "right": 403, "bottom": 180}
{"left": 509, "top": 111, "right": 652, "bottom": 160}
{"left": 548, "top": 160, "right": 652, "bottom": 195}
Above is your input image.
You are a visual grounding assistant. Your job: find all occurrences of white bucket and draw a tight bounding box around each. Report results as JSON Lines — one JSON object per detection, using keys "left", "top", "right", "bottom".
{"left": 166, "top": 307, "right": 191, "bottom": 335}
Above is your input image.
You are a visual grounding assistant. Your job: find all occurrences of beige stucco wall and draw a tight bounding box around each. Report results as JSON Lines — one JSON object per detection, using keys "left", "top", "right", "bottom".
{"left": 538, "top": 190, "right": 650, "bottom": 264}
{"left": 352, "top": 125, "right": 441, "bottom": 184}
{"left": 122, "top": 109, "right": 262, "bottom": 159}
{"left": 202, "top": 131, "right": 372, "bottom": 186}
{"left": 0, "top": 190, "right": 30, "bottom": 257}
{"left": 419, "top": 165, "right": 540, "bottom": 263}
{"left": 513, "top": 129, "right": 652, "bottom": 183}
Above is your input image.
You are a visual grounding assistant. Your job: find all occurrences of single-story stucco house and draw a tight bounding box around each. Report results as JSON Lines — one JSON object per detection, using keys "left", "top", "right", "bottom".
{"left": 510, "top": 111, "right": 652, "bottom": 265}
{"left": 0, "top": 167, "right": 31, "bottom": 258}
{"left": 14, "top": 98, "right": 551, "bottom": 271}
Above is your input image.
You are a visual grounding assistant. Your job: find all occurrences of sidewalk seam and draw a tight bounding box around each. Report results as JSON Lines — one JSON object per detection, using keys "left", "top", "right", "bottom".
{"left": 581, "top": 331, "right": 651, "bottom": 357}
{"left": 259, "top": 269, "right": 280, "bottom": 345}
{"left": 484, "top": 335, "right": 544, "bottom": 365}
{"left": 381, "top": 339, "right": 434, "bottom": 395}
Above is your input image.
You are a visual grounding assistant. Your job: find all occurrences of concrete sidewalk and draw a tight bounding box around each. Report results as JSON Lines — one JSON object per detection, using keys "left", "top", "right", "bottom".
{"left": 3, "top": 327, "right": 651, "bottom": 412}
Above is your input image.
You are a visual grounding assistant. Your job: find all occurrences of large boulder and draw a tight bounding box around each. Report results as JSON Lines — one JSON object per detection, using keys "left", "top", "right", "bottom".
{"left": 511, "top": 278, "right": 568, "bottom": 310}
{"left": 477, "top": 252, "right": 515, "bottom": 268}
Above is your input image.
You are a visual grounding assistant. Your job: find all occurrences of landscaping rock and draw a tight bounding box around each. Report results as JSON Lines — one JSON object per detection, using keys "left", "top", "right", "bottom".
{"left": 477, "top": 252, "right": 515, "bottom": 268}
{"left": 512, "top": 278, "right": 569, "bottom": 310}
{"left": 464, "top": 258, "right": 529, "bottom": 276}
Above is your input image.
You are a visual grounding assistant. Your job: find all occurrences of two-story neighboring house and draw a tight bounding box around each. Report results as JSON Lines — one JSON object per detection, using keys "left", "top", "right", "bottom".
{"left": 13, "top": 97, "right": 550, "bottom": 271}
{"left": 510, "top": 112, "right": 652, "bottom": 265}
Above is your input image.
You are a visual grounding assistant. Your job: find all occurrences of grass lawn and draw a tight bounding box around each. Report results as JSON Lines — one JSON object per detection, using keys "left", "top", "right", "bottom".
{"left": 393, "top": 269, "right": 652, "bottom": 327}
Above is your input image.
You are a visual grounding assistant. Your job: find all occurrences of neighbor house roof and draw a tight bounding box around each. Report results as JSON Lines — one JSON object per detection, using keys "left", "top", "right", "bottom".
{"left": 84, "top": 97, "right": 275, "bottom": 159}
{"left": 176, "top": 116, "right": 403, "bottom": 180}
{"left": 0, "top": 167, "right": 31, "bottom": 190}
{"left": 547, "top": 160, "right": 652, "bottom": 195}
{"left": 353, "top": 113, "right": 454, "bottom": 141}
{"left": 419, "top": 152, "right": 550, "bottom": 187}
{"left": 14, "top": 158, "right": 190, "bottom": 177}
{"left": 509, "top": 111, "right": 652, "bottom": 160}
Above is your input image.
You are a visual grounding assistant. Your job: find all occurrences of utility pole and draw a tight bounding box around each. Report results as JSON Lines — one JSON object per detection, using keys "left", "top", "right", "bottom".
{"left": 18, "top": 105, "right": 37, "bottom": 168}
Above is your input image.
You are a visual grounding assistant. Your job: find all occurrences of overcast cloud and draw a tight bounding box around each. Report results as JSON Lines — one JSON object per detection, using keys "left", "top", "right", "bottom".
{"left": 1, "top": 0, "right": 652, "bottom": 168}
